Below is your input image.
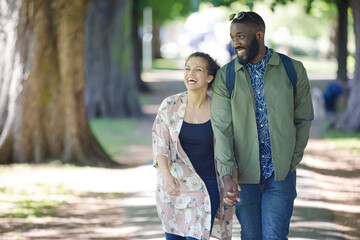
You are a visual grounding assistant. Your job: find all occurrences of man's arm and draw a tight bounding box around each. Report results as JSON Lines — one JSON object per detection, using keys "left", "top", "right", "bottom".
{"left": 211, "top": 67, "right": 240, "bottom": 206}
{"left": 211, "top": 67, "right": 236, "bottom": 177}
{"left": 291, "top": 62, "right": 314, "bottom": 169}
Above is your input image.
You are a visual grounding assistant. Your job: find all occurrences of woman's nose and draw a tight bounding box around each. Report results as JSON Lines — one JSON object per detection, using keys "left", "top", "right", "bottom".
{"left": 188, "top": 69, "right": 196, "bottom": 75}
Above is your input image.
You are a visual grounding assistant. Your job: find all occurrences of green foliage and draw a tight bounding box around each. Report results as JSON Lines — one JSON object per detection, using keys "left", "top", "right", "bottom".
{"left": 135, "top": 0, "right": 193, "bottom": 24}
{"left": 135, "top": 0, "right": 252, "bottom": 25}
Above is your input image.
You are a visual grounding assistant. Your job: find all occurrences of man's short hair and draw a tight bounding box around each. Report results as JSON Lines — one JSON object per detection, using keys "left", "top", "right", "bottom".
{"left": 232, "top": 11, "right": 265, "bottom": 33}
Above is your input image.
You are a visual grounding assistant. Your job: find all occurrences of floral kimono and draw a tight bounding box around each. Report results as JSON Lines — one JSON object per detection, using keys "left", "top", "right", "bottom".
{"left": 152, "top": 91, "right": 233, "bottom": 240}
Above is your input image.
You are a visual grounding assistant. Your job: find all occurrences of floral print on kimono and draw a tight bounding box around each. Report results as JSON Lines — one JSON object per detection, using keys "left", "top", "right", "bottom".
{"left": 152, "top": 91, "right": 233, "bottom": 240}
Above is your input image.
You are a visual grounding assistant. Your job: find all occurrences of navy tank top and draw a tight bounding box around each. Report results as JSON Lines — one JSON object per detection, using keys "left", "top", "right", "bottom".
{"left": 179, "top": 120, "right": 216, "bottom": 177}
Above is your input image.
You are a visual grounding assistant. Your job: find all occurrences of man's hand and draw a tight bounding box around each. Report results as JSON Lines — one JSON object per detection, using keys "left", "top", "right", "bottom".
{"left": 222, "top": 175, "right": 241, "bottom": 207}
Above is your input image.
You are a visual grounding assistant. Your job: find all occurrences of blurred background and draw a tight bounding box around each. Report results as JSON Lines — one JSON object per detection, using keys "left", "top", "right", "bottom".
{"left": 0, "top": 0, "right": 359, "bottom": 239}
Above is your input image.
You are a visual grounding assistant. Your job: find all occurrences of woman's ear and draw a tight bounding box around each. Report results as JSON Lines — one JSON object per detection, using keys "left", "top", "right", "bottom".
{"left": 207, "top": 75, "right": 214, "bottom": 83}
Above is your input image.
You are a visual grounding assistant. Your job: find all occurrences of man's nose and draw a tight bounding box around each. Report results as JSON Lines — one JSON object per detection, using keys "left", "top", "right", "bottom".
{"left": 232, "top": 39, "right": 240, "bottom": 48}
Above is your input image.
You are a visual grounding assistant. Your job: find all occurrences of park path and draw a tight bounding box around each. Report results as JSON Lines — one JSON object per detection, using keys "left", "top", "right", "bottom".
{"left": 0, "top": 70, "right": 358, "bottom": 240}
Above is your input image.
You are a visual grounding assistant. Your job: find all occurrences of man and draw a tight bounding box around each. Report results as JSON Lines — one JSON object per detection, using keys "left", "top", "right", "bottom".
{"left": 323, "top": 79, "right": 347, "bottom": 114}
{"left": 210, "top": 11, "right": 314, "bottom": 239}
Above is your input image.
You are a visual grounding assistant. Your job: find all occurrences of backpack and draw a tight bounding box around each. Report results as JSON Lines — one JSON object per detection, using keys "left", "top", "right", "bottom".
{"left": 225, "top": 52, "right": 297, "bottom": 98}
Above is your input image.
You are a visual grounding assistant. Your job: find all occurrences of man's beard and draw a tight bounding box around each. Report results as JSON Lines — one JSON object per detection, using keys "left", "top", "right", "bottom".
{"left": 237, "top": 36, "right": 259, "bottom": 65}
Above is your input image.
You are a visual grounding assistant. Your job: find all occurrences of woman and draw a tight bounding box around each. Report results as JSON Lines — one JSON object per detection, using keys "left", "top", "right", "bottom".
{"left": 152, "top": 52, "right": 233, "bottom": 240}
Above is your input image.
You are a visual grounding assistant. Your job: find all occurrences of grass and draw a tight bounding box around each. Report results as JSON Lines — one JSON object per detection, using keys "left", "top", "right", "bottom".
{"left": 153, "top": 55, "right": 355, "bottom": 75}
{"left": 152, "top": 58, "right": 184, "bottom": 70}
{"left": 0, "top": 164, "right": 129, "bottom": 220}
{"left": 320, "top": 129, "right": 360, "bottom": 153}
{"left": 0, "top": 119, "right": 150, "bottom": 220}
{"left": 90, "top": 118, "right": 151, "bottom": 158}
{"left": 0, "top": 183, "right": 69, "bottom": 218}
{"left": 298, "top": 57, "right": 337, "bottom": 73}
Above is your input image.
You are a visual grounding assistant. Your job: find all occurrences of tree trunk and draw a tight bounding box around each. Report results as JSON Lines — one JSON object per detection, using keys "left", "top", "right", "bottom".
{"left": 132, "top": 0, "right": 150, "bottom": 92}
{"left": 336, "top": 0, "right": 360, "bottom": 132}
{"left": 153, "top": 21, "right": 162, "bottom": 59}
{"left": 336, "top": 0, "right": 349, "bottom": 82}
{"left": 0, "top": 0, "right": 118, "bottom": 167}
{"left": 85, "top": 0, "right": 143, "bottom": 118}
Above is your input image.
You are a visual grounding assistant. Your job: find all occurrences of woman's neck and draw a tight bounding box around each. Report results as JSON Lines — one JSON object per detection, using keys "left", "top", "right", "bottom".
{"left": 187, "top": 90, "right": 208, "bottom": 110}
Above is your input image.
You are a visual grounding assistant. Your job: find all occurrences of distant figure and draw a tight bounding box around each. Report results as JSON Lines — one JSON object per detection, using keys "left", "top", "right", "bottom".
{"left": 323, "top": 79, "right": 346, "bottom": 113}
{"left": 226, "top": 40, "right": 236, "bottom": 58}
{"left": 311, "top": 87, "right": 326, "bottom": 121}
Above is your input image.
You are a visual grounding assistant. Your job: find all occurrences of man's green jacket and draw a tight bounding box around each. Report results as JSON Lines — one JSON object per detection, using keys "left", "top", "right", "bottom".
{"left": 211, "top": 50, "right": 314, "bottom": 184}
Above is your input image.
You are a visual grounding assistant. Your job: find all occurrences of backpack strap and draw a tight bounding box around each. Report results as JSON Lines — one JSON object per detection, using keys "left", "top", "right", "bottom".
{"left": 226, "top": 58, "right": 236, "bottom": 98}
{"left": 277, "top": 52, "right": 297, "bottom": 95}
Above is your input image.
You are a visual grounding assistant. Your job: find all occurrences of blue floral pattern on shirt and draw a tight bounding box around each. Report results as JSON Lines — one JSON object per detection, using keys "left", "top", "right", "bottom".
{"left": 246, "top": 48, "right": 274, "bottom": 180}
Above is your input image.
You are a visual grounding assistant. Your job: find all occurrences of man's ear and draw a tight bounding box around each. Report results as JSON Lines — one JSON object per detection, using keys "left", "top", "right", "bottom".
{"left": 257, "top": 31, "right": 264, "bottom": 41}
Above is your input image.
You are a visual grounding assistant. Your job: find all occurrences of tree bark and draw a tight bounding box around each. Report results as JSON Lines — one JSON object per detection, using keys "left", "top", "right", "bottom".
{"left": 336, "top": 0, "right": 360, "bottom": 132}
{"left": 0, "top": 0, "right": 118, "bottom": 167}
{"left": 153, "top": 21, "right": 162, "bottom": 59}
{"left": 336, "top": 0, "right": 349, "bottom": 82}
{"left": 85, "top": 0, "right": 143, "bottom": 118}
{"left": 132, "top": 0, "right": 150, "bottom": 92}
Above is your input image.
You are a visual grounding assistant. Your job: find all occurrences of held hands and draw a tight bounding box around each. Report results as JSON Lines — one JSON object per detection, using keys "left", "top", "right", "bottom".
{"left": 222, "top": 175, "right": 241, "bottom": 207}
{"left": 162, "top": 172, "right": 180, "bottom": 196}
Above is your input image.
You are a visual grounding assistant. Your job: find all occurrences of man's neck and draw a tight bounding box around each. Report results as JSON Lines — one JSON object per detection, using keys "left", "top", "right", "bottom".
{"left": 250, "top": 46, "right": 267, "bottom": 64}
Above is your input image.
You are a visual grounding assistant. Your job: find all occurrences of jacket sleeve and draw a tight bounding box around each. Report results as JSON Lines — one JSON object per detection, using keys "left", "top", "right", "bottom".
{"left": 152, "top": 99, "right": 171, "bottom": 168}
{"left": 291, "top": 61, "right": 314, "bottom": 169}
{"left": 210, "top": 67, "right": 236, "bottom": 177}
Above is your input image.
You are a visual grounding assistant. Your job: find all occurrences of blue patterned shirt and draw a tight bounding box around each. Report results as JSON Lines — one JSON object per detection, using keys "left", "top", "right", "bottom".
{"left": 246, "top": 48, "right": 274, "bottom": 180}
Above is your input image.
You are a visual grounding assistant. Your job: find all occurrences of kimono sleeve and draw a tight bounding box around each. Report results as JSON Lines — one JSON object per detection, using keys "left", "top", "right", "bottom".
{"left": 152, "top": 100, "right": 171, "bottom": 167}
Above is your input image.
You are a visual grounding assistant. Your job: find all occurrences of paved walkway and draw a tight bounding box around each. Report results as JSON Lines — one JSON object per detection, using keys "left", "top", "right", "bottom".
{"left": 116, "top": 156, "right": 357, "bottom": 240}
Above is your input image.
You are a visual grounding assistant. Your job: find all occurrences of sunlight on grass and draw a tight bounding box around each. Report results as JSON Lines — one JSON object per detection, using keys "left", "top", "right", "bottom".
{"left": 90, "top": 118, "right": 150, "bottom": 158}
{"left": 0, "top": 164, "right": 129, "bottom": 220}
{"left": 153, "top": 58, "right": 184, "bottom": 70}
{"left": 153, "top": 56, "right": 347, "bottom": 74}
{"left": 321, "top": 130, "right": 360, "bottom": 153}
{"left": 0, "top": 183, "right": 69, "bottom": 218}
{"left": 297, "top": 57, "right": 337, "bottom": 73}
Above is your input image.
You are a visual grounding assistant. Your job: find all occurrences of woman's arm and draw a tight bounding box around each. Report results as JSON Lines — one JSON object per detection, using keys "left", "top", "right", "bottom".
{"left": 156, "top": 154, "right": 180, "bottom": 196}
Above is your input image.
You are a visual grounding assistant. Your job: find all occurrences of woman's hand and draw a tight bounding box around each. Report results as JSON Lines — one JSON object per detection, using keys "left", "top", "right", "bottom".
{"left": 162, "top": 172, "right": 180, "bottom": 196}
{"left": 156, "top": 155, "right": 181, "bottom": 196}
